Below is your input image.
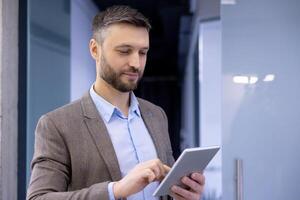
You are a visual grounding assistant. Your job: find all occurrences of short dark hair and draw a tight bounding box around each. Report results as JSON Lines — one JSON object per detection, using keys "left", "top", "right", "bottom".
{"left": 92, "top": 5, "right": 151, "bottom": 42}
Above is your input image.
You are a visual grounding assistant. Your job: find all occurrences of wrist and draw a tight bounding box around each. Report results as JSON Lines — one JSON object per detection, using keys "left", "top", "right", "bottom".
{"left": 113, "top": 181, "right": 123, "bottom": 199}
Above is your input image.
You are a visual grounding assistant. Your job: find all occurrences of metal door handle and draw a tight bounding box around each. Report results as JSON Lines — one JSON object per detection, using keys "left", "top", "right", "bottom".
{"left": 236, "top": 159, "right": 243, "bottom": 200}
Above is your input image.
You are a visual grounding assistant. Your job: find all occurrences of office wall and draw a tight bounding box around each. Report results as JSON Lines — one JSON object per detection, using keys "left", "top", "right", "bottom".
{"left": 26, "top": 0, "right": 99, "bottom": 187}
{"left": 70, "top": 0, "right": 97, "bottom": 101}
{"left": 0, "top": 0, "right": 18, "bottom": 199}
{"left": 26, "top": 0, "right": 71, "bottom": 185}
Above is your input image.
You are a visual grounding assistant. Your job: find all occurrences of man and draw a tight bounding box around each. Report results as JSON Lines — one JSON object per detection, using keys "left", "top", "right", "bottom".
{"left": 27, "top": 5, "right": 205, "bottom": 200}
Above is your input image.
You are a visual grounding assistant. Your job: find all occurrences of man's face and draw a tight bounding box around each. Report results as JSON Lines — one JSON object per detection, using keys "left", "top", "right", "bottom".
{"left": 95, "top": 23, "right": 149, "bottom": 92}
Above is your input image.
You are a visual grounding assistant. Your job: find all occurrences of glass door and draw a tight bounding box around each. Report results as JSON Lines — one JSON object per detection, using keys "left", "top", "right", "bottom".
{"left": 222, "top": 0, "right": 300, "bottom": 199}
{"left": 198, "top": 19, "right": 222, "bottom": 200}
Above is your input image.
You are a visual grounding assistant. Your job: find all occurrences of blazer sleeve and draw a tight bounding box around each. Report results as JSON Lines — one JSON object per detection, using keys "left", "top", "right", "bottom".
{"left": 27, "top": 115, "right": 110, "bottom": 200}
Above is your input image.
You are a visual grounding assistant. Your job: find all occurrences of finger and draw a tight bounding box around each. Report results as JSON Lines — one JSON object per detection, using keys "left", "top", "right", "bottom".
{"left": 152, "top": 159, "right": 168, "bottom": 180}
{"left": 163, "top": 164, "right": 171, "bottom": 172}
{"left": 149, "top": 160, "right": 162, "bottom": 178}
{"left": 162, "top": 164, "right": 171, "bottom": 178}
{"left": 191, "top": 173, "right": 205, "bottom": 185}
{"left": 155, "top": 161, "right": 166, "bottom": 180}
{"left": 143, "top": 168, "right": 156, "bottom": 183}
{"left": 169, "top": 190, "right": 185, "bottom": 200}
{"left": 150, "top": 165, "right": 161, "bottom": 179}
{"left": 181, "top": 176, "right": 203, "bottom": 193}
{"left": 171, "top": 185, "right": 199, "bottom": 200}
{"left": 153, "top": 164, "right": 169, "bottom": 181}
{"left": 141, "top": 159, "right": 169, "bottom": 181}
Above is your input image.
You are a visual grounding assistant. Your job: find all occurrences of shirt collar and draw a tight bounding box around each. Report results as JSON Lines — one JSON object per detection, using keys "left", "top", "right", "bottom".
{"left": 89, "top": 85, "right": 140, "bottom": 122}
{"left": 129, "top": 92, "right": 141, "bottom": 117}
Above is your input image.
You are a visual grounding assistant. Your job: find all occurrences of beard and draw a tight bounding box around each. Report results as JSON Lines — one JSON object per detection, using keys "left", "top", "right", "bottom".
{"left": 99, "top": 53, "right": 144, "bottom": 92}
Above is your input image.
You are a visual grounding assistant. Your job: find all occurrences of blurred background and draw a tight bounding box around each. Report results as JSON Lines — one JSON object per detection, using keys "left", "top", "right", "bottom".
{"left": 1, "top": 0, "right": 300, "bottom": 199}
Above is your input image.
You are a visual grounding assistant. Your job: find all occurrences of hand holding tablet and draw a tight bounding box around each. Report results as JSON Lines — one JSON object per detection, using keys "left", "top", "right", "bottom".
{"left": 153, "top": 146, "right": 220, "bottom": 197}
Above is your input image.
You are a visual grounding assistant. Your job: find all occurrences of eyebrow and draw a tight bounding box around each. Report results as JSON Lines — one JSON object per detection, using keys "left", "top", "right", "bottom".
{"left": 115, "top": 44, "right": 149, "bottom": 50}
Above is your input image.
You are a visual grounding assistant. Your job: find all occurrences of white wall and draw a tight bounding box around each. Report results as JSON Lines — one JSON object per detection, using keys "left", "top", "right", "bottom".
{"left": 71, "top": 0, "right": 98, "bottom": 101}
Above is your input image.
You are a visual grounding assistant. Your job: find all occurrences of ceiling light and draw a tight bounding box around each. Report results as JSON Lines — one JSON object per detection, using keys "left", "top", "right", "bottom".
{"left": 221, "top": 0, "right": 236, "bottom": 5}
{"left": 249, "top": 76, "right": 258, "bottom": 84}
{"left": 233, "top": 75, "right": 258, "bottom": 84}
{"left": 263, "top": 74, "right": 275, "bottom": 82}
{"left": 233, "top": 76, "right": 249, "bottom": 84}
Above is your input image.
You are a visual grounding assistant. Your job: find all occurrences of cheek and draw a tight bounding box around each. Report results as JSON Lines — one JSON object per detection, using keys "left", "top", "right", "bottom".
{"left": 140, "top": 57, "right": 147, "bottom": 68}
{"left": 108, "top": 54, "right": 127, "bottom": 67}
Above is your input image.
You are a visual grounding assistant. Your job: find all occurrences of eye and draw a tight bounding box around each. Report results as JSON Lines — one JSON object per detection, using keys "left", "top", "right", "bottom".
{"left": 139, "top": 51, "right": 148, "bottom": 56}
{"left": 117, "top": 49, "right": 131, "bottom": 55}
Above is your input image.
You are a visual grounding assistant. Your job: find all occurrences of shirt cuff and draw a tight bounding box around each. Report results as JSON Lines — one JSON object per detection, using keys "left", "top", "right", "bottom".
{"left": 108, "top": 182, "right": 117, "bottom": 200}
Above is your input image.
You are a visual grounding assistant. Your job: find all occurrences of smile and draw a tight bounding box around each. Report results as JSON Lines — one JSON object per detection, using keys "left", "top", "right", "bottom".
{"left": 123, "top": 72, "right": 139, "bottom": 80}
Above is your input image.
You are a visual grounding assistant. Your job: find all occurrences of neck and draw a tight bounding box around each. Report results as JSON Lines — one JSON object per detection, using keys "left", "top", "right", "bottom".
{"left": 94, "top": 78, "right": 131, "bottom": 116}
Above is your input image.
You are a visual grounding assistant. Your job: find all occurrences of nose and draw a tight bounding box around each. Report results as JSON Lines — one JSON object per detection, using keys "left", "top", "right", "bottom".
{"left": 128, "top": 53, "right": 141, "bottom": 69}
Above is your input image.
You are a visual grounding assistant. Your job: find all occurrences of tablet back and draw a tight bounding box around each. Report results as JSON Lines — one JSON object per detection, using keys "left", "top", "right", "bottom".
{"left": 153, "top": 146, "right": 220, "bottom": 197}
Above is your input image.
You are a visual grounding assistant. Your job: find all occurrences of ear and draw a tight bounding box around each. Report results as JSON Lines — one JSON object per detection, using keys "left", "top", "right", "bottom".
{"left": 89, "top": 38, "right": 101, "bottom": 61}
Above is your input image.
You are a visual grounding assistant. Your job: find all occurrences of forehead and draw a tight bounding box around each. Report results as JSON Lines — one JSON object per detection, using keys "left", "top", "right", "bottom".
{"left": 102, "top": 23, "right": 149, "bottom": 49}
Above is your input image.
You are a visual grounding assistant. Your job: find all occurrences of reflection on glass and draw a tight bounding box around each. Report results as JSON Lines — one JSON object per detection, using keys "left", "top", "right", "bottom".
{"left": 198, "top": 20, "right": 222, "bottom": 200}
{"left": 233, "top": 75, "right": 258, "bottom": 84}
{"left": 263, "top": 74, "right": 275, "bottom": 82}
{"left": 233, "top": 76, "right": 249, "bottom": 84}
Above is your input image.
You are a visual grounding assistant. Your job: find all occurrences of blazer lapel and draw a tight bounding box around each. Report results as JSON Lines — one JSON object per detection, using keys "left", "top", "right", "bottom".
{"left": 139, "top": 102, "right": 169, "bottom": 200}
{"left": 138, "top": 101, "right": 168, "bottom": 164}
{"left": 80, "top": 92, "right": 122, "bottom": 181}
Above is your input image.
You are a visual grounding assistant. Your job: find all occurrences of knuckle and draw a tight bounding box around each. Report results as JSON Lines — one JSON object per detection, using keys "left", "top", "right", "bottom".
{"left": 144, "top": 168, "right": 151, "bottom": 175}
{"left": 186, "top": 192, "right": 193, "bottom": 199}
{"left": 196, "top": 184, "right": 202, "bottom": 191}
{"left": 183, "top": 177, "right": 190, "bottom": 184}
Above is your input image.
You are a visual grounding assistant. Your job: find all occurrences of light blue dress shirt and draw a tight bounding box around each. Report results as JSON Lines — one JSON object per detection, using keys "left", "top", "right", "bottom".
{"left": 89, "top": 86, "right": 159, "bottom": 200}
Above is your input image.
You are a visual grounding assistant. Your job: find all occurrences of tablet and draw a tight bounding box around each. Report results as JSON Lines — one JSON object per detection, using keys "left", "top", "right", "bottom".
{"left": 153, "top": 146, "right": 220, "bottom": 197}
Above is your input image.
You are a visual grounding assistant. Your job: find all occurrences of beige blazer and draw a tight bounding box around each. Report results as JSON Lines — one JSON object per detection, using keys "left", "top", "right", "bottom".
{"left": 27, "top": 92, "right": 175, "bottom": 200}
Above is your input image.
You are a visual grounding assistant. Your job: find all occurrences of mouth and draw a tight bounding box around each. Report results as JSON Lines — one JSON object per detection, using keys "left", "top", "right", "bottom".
{"left": 122, "top": 72, "right": 139, "bottom": 80}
